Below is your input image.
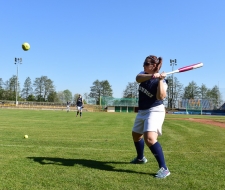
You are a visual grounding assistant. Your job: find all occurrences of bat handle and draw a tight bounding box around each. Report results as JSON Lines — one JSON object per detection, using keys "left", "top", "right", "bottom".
{"left": 166, "top": 70, "right": 179, "bottom": 75}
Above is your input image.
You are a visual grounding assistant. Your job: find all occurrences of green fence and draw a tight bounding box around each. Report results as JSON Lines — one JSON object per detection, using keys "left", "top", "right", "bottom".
{"left": 100, "top": 96, "right": 138, "bottom": 108}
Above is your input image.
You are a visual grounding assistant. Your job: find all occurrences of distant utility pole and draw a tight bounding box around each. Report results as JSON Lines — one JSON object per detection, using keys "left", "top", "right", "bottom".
{"left": 15, "top": 58, "right": 22, "bottom": 106}
{"left": 170, "top": 59, "right": 177, "bottom": 109}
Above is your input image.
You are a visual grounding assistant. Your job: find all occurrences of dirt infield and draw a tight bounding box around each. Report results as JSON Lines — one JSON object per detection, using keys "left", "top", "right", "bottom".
{"left": 186, "top": 118, "right": 225, "bottom": 129}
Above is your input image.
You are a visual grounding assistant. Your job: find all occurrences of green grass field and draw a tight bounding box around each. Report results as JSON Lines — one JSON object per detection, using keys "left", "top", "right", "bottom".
{"left": 1, "top": 109, "right": 225, "bottom": 190}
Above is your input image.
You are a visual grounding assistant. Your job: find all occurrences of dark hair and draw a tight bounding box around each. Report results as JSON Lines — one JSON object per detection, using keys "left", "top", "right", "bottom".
{"left": 143, "top": 55, "right": 163, "bottom": 72}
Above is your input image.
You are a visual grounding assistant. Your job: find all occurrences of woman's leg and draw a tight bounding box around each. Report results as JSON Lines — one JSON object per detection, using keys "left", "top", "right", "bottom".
{"left": 144, "top": 132, "right": 167, "bottom": 170}
{"left": 131, "top": 112, "right": 147, "bottom": 164}
{"left": 132, "top": 131, "right": 144, "bottom": 160}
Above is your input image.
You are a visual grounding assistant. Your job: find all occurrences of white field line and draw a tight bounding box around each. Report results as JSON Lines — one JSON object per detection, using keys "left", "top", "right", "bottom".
{"left": 1, "top": 144, "right": 225, "bottom": 153}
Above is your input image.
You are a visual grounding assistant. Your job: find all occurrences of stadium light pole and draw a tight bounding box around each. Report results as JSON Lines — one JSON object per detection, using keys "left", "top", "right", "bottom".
{"left": 99, "top": 89, "right": 101, "bottom": 106}
{"left": 170, "top": 59, "right": 177, "bottom": 109}
{"left": 15, "top": 58, "right": 22, "bottom": 106}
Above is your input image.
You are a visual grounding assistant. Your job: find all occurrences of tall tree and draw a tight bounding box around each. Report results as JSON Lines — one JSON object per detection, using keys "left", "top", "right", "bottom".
{"left": 63, "top": 89, "right": 72, "bottom": 102}
{"left": 57, "top": 91, "right": 64, "bottom": 103}
{"left": 0, "top": 78, "right": 4, "bottom": 100}
{"left": 89, "top": 80, "right": 101, "bottom": 100}
{"left": 101, "top": 80, "right": 113, "bottom": 97}
{"left": 21, "top": 77, "right": 33, "bottom": 100}
{"left": 33, "top": 77, "right": 44, "bottom": 101}
{"left": 207, "top": 85, "right": 223, "bottom": 109}
{"left": 89, "top": 80, "right": 113, "bottom": 104}
{"left": 166, "top": 76, "right": 183, "bottom": 108}
{"left": 183, "top": 81, "right": 200, "bottom": 99}
{"left": 199, "top": 84, "right": 209, "bottom": 99}
{"left": 43, "top": 78, "right": 54, "bottom": 100}
{"left": 4, "top": 75, "right": 19, "bottom": 101}
{"left": 0, "top": 78, "right": 4, "bottom": 89}
{"left": 123, "top": 82, "right": 139, "bottom": 98}
{"left": 33, "top": 76, "right": 54, "bottom": 101}
{"left": 47, "top": 91, "right": 59, "bottom": 102}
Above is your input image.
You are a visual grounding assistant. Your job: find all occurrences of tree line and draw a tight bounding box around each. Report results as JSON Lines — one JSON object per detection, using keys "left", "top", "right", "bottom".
{"left": 0, "top": 75, "right": 223, "bottom": 108}
{"left": 0, "top": 76, "right": 73, "bottom": 103}
{"left": 0, "top": 76, "right": 113, "bottom": 104}
{"left": 123, "top": 76, "right": 223, "bottom": 109}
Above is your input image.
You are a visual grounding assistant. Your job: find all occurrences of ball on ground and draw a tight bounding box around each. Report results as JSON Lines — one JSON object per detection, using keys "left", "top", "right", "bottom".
{"left": 24, "top": 135, "right": 28, "bottom": 139}
{"left": 22, "top": 42, "right": 30, "bottom": 51}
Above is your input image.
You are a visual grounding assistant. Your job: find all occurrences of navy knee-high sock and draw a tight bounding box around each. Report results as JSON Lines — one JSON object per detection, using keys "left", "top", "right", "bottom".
{"left": 149, "top": 142, "right": 167, "bottom": 169}
{"left": 134, "top": 138, "right": 144, "bottom": 159}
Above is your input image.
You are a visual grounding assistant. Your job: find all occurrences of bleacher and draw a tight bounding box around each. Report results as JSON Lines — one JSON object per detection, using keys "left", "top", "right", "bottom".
{"left": 220, "top": 103, "right": 225, "bottom": 110}
{"left": 179, "top": 99, "right": 214, "bottom": 110}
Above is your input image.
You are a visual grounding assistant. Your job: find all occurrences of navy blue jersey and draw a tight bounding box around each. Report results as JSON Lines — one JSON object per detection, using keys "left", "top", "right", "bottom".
{"left": 138, "top": 78, "right": 167, "bottom": 110}
{"left": 76, "top": 98, "right": 83, "bottom": 106}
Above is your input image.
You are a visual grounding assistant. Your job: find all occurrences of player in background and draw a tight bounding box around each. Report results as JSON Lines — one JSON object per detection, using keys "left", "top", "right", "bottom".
{"left": 130, "top": 55, "right": 170, "bottom": 179}
{"left": 66, "top": 101, "right": 71, "bottom": 112}
{"left": 76, "top": 94, "right": 84, "bottom": 117}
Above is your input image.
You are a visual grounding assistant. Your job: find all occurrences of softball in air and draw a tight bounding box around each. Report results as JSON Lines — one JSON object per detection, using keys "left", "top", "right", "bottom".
{"left": 24, "top": 135, "right": 28, "bottom": 139}
{"left": 22, "top": 42, "right": 30, "bottom": 51}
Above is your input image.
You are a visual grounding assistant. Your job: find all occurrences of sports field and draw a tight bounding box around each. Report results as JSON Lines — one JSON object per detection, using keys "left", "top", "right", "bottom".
{"left": 1, "top": 109, "right": 225, "bottom": 190}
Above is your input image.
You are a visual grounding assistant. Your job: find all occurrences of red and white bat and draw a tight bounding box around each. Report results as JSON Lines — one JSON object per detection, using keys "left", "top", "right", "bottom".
{"left": 166, "top": 62, "right": 203, "bottom": 75}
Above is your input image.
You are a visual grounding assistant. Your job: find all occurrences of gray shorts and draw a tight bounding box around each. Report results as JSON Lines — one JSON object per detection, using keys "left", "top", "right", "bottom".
{"left": 132, "top": 104, "right": 165, "bottom": 136}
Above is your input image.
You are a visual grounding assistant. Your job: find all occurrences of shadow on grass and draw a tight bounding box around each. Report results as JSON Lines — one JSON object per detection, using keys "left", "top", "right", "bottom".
{"left": 27, "top": 157, "right": 154, "bottom": 175}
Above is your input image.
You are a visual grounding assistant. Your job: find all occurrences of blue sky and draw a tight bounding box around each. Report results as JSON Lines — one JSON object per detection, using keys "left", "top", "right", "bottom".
{"left": 1, "top": 0, "right": 225, "bottom": 99}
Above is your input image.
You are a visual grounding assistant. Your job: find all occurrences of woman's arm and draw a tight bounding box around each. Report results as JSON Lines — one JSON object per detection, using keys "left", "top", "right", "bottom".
{"left": 136, "top": 73, "right": 160, "bottom": 83}
{"left": 156, "top": 72, "right": 167, "bottom": 100}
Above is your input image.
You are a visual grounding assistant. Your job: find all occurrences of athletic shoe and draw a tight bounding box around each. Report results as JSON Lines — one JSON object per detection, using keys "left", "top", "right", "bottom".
{"left": 155, "top": 167, "right": 170, "bottom": 178}
{"left": 130, "top": 157, "right": 147, "bottom": 164}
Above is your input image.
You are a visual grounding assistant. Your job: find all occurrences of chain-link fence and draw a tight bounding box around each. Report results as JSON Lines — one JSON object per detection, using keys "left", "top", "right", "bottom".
{"left": 178, "top": 99, "right": 225, "bottom": 110}
{"left": 100, "top": 96, "right": 138, "bottom": 108}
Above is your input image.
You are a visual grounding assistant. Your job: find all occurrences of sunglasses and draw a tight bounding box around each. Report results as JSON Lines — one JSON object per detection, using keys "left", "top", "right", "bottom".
{"left": 144, "top": 62, "right": 154, "bottom": 66}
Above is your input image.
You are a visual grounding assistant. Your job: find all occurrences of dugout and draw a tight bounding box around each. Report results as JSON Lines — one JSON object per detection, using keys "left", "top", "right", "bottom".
{"left": 101, "top": 96, "right": 138, "bottom": 113}
{"left": 107, "top": 106, "right": 136, "bottom": 113}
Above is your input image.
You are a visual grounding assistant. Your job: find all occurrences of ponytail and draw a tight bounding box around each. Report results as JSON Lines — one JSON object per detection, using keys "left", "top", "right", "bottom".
{"left": 156, "top": 57, "right": 163, "bottom": 72}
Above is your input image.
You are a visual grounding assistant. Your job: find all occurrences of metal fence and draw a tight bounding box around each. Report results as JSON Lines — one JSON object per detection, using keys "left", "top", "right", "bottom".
{"left": 178, "top": 99, "right": 225, "bottom": 110}
{"left": 1, "top": 97, "right": 225, "bottom": 111}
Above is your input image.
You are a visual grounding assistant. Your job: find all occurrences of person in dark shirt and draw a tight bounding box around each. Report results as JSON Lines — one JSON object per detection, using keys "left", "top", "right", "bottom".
{"left": 130, "top": 55, "right": 170, "bottom": 179}
{"left": 76, "top": 94, "right": 84, "bottom": 117}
